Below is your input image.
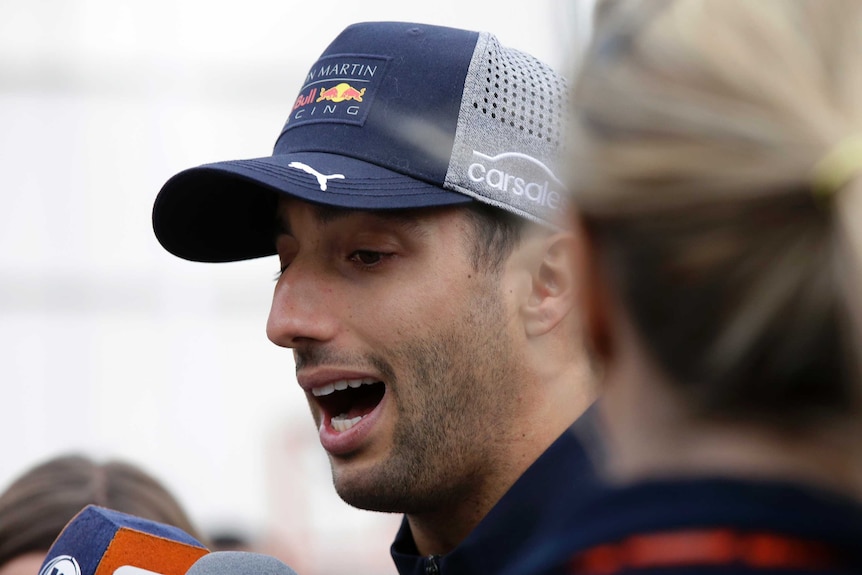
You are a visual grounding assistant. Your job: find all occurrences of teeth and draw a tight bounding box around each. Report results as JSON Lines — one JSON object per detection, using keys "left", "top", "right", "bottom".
{"left": 312, "top": 383, "right": 336, "bottom": 397}
{"left": 331, "top": 413, "right": 364, "bottom": 432}
{"left": 311, "top": 378, "right": 379, "bottom": 397}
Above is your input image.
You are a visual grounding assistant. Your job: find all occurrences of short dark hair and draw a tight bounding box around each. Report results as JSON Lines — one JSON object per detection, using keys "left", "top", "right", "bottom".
{"left": 462, "top": 202, "right": 528, "bottom": 273}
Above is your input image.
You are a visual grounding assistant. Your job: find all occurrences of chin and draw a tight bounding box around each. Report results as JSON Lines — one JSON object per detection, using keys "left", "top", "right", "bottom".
{"left": 335, "top": 484, "right": 407, "bottom": 513}
{"left": 331, "top": 467, "right": 412, "bottom": 513}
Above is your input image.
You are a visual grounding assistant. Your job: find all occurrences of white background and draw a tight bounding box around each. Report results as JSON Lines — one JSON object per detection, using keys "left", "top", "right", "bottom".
{"left": 0, "top": 1, "right": 593, "bottom": 573}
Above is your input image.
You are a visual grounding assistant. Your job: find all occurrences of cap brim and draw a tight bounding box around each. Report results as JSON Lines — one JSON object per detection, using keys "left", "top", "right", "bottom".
{"left": 152, "top": 152, "right": 473, "bottom": 263}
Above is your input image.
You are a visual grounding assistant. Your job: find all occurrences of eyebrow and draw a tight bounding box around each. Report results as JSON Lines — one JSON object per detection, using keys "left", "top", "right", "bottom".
{"left": 272, "top": 203, "right": 429, "bottom": 239}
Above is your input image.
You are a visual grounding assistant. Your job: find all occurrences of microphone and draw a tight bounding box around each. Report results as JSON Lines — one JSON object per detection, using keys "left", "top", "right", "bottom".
{"left": 38, "top": 505, "right": 209, "bottom": 575}
{"left": 185, "top": 552, "right": 299, "bottom": 575}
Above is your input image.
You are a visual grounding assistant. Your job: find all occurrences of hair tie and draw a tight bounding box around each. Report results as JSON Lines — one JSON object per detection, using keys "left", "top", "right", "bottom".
{"left": 812, "top": 135, "right": 862, "bottom": 202}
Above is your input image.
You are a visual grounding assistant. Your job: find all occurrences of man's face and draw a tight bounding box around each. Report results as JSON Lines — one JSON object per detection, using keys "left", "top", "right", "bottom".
{"left": 266, "top": 197, "right": 528, "bottom": 514}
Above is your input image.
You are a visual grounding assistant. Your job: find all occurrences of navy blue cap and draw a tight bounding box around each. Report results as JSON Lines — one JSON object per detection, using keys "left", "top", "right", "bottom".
{"left": 153, "top": 21, "right": 568, "bottom": 262}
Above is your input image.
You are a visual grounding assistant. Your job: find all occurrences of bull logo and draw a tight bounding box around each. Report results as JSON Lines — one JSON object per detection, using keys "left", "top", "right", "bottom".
{"left": 316, "top": 83, "right": 366, "bottom": 103}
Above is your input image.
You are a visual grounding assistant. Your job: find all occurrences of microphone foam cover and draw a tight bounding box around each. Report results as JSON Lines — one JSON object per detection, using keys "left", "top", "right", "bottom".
{"left": 39, "top": 505, "right": 208, "bottom": 575}
{"left": 185, "top": 552, "right": 299, "bottom": 575}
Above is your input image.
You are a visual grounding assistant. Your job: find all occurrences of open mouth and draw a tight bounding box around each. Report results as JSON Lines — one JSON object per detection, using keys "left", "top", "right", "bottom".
{"left": 312, "top": 378, "right": 386, "bottom": 432}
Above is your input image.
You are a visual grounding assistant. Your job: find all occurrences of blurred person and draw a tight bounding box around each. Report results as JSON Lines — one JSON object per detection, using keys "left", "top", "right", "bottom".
{"left": 510, "top": 0, "right": 862, "bottom": 573}
{"left": 209, "top": 531, "right": 253, "bottom": 552}
{"left": 152, "top": 21, "right": 600, "bottom": 575}
{"left": 0, "top": 454, "right": 206, "bottom": 575}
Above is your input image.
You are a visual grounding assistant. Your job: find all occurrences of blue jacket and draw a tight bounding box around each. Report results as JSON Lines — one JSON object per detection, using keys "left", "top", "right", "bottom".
{"left": 508, "top": 477, "right": 862, "bottom": 574}
{"left": 390, "top": 411, "right": 603, "bottom": 575}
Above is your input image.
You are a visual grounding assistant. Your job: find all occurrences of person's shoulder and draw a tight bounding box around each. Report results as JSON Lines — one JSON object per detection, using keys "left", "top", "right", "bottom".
{"left": 504, "top": 477, "right": 862, "bottom": 575}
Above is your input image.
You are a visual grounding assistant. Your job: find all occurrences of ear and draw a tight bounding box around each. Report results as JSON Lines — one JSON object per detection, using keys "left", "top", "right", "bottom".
{"left": 570, "top": 217, "right": 614, "bottom": 361}
{"left": 521, "top": 231, "right": 579, "bottom": 338}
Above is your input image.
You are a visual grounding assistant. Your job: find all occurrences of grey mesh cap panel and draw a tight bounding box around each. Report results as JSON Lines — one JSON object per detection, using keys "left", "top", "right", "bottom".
{"left": 444, "top": 32, "right": 569, "bottom": 228}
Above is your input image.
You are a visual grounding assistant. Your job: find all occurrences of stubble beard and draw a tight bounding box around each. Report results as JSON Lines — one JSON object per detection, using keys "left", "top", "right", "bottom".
{"left": 331, "top": 281, "right": 522, "bottom": 515}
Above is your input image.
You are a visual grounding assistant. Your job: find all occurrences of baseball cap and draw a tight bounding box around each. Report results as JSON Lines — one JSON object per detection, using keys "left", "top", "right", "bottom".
{"left": 153, "top": 21, "right": 568, "bottom": 263}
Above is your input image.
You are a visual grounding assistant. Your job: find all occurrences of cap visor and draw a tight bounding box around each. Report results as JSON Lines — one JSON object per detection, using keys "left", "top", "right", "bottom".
{"left": 152, "top": 152, "right": 472, "bottom": 263}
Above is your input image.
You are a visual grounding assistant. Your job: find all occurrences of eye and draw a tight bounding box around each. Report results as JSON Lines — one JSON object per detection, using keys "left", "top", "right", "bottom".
{"left": 349, "top": 250, "right": 386, "bottom": 266}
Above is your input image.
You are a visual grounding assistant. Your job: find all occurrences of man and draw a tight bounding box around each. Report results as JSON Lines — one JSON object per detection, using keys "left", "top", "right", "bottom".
{"left": 153, "top": 22, "right": 600, "bottom": 574}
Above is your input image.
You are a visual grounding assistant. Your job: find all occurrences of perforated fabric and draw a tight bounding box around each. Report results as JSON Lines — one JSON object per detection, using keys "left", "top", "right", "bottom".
{"left": 445, "top": 32, "right": 570, "bottom": 227}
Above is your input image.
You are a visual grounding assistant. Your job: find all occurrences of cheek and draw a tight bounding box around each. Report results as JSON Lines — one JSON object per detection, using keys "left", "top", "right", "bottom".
{"left": 382, "top": 285, "right": 466, "bottom": 341}
{"left": 343, "top": 256, "right": 479, "bottom": 343}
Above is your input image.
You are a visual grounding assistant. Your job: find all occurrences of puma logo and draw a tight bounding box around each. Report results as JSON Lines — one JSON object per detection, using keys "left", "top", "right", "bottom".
{"left": 288, "top": 161, "right": 345, "bottom": 191}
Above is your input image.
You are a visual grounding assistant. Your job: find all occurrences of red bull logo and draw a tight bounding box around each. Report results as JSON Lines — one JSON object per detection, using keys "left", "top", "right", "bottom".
{"left": 284, "top": 55, "right": 385, "bottom": 131}
{"left": 316, "top": 83, "right": 366, "bottom": 103}
{"left": 292, "top": 88, "right": 317, "bottom": 111}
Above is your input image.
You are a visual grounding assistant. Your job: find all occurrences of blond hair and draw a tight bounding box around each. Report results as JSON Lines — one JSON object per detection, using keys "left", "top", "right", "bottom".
{"left": 571, "top": 0, "right": 862, "bottom": 427}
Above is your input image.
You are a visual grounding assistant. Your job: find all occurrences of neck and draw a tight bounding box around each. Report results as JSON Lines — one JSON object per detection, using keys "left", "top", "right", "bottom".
{"left": 407, "top": 357, "right": 596, "bottom": 556}
{"left": 601, "top": 342, "right": 862, "bottom": 499}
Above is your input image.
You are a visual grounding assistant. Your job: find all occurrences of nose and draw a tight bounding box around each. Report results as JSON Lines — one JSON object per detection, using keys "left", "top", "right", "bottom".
{"left": 266, "top": 262, "right": 339, "bottom": 348}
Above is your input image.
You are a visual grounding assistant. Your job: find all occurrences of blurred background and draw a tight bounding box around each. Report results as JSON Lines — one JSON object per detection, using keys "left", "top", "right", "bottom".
{"left": 0, "top": 1, "right": 594, "bottom": 573}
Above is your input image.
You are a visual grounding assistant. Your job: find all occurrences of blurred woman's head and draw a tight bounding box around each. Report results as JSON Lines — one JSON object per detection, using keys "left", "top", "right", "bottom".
{"left": 0, "top": 455, "right": 204, "bottom": 575}
{"left": 569, "top": 0, "right": 862, "bottom": 484}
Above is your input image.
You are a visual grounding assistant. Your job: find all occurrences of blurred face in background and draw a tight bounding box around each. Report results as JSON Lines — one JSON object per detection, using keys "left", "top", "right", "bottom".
{"left": 0, "top": 553, "right": 45, "bottom": 575}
